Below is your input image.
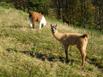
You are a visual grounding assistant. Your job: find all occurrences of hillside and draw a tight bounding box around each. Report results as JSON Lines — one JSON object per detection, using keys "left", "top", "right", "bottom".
{"left": 0, "top": 6, "right": 103, "bottom": 77}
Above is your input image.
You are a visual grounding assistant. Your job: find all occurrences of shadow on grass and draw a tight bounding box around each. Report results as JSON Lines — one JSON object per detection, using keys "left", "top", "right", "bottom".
{"left": 21, "top": 50, "right": 66, "bottom": 63}
{"left": 6, "top": 48, "right": 75, "bottom": 64}
{"left": 87, "top": 57, "right": 103, "bottom": 72}
{"left": 21, "top": 50, "right": 103, "bottom": 72}
{"left": 6, "top": 48, "right": 103, "bottom": 72}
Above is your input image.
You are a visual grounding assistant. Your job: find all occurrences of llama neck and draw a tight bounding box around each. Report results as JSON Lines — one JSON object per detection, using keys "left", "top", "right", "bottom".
{"left": 52, "top": 30, "right": 64, "bottom": 41}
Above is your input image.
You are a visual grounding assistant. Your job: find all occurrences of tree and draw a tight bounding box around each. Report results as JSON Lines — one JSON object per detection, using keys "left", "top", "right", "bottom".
{"left": 93, "top": 0, "right": 103, "bottom": 30}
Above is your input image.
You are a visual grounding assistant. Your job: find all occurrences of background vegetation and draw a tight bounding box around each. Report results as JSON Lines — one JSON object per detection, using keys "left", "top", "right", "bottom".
{"left": 0, "top": 0, "right": 103, "bottom": 77}
{"left": 0, "top": 0, "right": 103, "bottom": 31}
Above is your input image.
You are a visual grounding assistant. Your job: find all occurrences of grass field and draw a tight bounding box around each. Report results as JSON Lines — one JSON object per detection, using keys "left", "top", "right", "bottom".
{"left": 0, "top": 6, "right": 103, "bottom": 77}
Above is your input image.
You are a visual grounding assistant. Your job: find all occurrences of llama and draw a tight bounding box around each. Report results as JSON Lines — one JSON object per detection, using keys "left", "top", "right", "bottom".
{"left": 29, "top": 11, "right": 47, "bottom": 29}
{"left": 50, "top": 24, "right": 88, "bottom": 66}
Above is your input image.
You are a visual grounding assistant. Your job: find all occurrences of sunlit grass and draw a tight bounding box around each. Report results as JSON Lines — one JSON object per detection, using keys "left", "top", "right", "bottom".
{"left": 0, "top": 5, "right": 103, "bottom": 77}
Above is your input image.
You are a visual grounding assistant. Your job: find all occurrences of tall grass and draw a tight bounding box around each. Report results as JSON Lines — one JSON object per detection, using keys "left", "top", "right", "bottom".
{"left": 0, "top": 5, "right": 103, "bottom": 77}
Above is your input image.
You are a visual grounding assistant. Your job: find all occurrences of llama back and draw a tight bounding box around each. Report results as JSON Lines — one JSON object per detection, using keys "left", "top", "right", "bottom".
{"left": 80, "top": 33, "right": 88, "bottom": 38}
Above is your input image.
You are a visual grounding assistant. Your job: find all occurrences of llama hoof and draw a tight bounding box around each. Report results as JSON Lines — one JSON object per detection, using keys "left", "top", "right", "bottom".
{"left": 66, "top": 60, "right": 69, "bottom": 64}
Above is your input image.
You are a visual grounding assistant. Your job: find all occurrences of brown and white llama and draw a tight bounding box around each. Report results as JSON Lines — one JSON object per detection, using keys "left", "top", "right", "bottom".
{"left": 50, "top": 24, "right": 88, "bottom": 66}
{"left": 29, "top": 11, "right": 47, "bottom": 29}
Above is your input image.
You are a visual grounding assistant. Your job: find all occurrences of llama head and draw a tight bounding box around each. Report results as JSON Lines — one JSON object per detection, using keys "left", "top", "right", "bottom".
{"left": 50, "top": 24, "right": 57, "bottom": 33}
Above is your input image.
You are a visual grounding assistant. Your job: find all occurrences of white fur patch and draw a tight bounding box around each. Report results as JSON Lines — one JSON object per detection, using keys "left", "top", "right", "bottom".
{"left": 39, "top": 16, "right": 47, "bottom": 29}
{"left": 29, "top": 17, "right": 33, "bottom": 28}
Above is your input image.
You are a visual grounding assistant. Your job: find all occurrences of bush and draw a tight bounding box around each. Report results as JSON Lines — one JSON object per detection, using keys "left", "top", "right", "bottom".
{"left": 0, "top": 2, "right": 14, "bottom": 8}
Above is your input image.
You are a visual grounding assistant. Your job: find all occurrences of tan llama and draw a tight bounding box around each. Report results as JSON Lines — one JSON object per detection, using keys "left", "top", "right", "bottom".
{"left": 50, "top": 24, "right": 88, "bottom": 66}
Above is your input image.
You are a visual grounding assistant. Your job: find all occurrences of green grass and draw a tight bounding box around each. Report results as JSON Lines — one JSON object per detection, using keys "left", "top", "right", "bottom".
{"left": 0, "top": 6, "right": 103, "bottom": 77}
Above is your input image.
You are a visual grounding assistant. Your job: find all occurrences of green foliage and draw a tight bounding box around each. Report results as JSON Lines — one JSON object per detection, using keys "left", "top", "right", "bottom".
{"left": 26, "top": 0, "right": 49, "bottom": 14}
{"left": 0, "top": 0, "right": 103, "bottom": 30}
{"left": 0, "top": 1, "right": 14, "bottom": 8}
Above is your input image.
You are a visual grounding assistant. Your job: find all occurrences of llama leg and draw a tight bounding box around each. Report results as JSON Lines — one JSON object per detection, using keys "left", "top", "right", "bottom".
{"left": 39, "top": 22, "right": 42, "bottom": 29}
{"left": 29, "top": 22, "right": 33, "bottom": 28}
{"left": 64, "top": 46, "right": 69, "bottom": 63}
{"left": 29, "top": 17, "right": 33, "bottom": 28}
{"left": 77, "top": 46, "right": 86, "bottom": 66}
{"left": 81, "top": 50, "right": 86, "bottom": 66}
{"left": 32, "top": 22, "right": 35, "bottom": 29}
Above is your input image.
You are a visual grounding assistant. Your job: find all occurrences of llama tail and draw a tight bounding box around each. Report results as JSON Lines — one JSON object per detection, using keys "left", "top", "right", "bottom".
{"left": 81, "top": 33, "right": 88, "bottom": 38}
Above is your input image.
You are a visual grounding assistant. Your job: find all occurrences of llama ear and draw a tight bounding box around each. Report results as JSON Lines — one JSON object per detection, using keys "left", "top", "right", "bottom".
{"left": 50, "top": 24, "right": 53, "bottom": 27}
{"left": 50, "top": 24, "right": 52, "bottom": 27}
{"left": 55, "top": 24, "right": 57, "bottom": 27}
